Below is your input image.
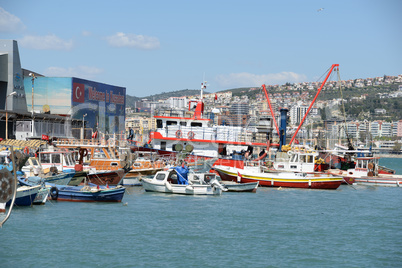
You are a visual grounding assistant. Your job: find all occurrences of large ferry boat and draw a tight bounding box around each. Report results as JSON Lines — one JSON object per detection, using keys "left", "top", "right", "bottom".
{"left": 132, "top": 83, "right": 273, "bottom": 160}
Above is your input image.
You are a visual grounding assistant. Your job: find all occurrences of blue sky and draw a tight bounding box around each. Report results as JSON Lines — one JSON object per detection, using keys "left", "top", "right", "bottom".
{"left": 1, "top": 0, "right": 401, "bottom": 97}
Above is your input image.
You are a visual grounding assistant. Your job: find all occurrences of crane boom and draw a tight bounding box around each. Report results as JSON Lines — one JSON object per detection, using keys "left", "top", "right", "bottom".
{"left": 262, "top": 84, "right": 279, "bottom": 136}
{"left": 289, "top": 64, "right": 339, "bottom": 145}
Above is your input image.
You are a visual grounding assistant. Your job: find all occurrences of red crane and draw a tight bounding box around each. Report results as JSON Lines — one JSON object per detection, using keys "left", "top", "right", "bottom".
{"left": 289, "top": 64, "right": 339, "bottom": 145}
{"left": 262, "top": 84, "right": 280, "bottom": 136}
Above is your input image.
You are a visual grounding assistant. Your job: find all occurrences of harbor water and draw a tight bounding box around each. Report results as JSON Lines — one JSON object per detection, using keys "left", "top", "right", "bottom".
{"left": 1, "top": 158, "right": 401, "bottom": 267}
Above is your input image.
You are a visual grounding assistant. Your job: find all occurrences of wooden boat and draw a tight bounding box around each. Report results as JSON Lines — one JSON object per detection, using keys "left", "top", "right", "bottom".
{"left": 141, "top": 170, "right": 225, "bottom": 195}
{"left": 327, "top": 156, "right": 402, "bottom": 187}
{"left": 47, "top": 183, "right": 126, "bottom": 202}
{"left": 86, "top": 169, "right": 126, "bottom": 186}
{"left": 213, "top": 164, "right": 343, "bottom": 190}
{"left": 53, "top": 139, "right": 132, "bottom": 186}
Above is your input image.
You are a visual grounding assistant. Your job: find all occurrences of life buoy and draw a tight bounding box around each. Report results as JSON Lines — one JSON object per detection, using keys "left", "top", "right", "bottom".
{"left": 24, "top": 146, "right": 29, "bottom": 154}
{"left": 50, "top": 186, "right": 59, "bottom": 200}
{"left": 176, "top": 130, "right": 182, "bottom": 138}
{"left": 187, "top": 131, "right": 195, "bottom": 139}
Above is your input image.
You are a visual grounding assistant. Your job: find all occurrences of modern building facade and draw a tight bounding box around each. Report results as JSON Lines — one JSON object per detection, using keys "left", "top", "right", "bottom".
{"left": 1, "top": 39, "right": 126, "bottom": 140}
{"left": 23, "top": 76, "right": 126, "bottom": 138}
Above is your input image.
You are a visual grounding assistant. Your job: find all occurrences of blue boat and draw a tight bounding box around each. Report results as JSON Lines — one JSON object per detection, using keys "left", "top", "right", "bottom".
{"left": 6, "top": 185, "right": 41, "bottom": 206}
{"left": 47, "top": 183, "right": 126, "bottom": 202}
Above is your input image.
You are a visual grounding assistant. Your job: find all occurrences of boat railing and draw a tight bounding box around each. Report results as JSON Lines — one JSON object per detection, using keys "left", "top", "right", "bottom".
{"left": 54, "top": 138, "right": 130, "bottom": 148}
{"left": 158, "top": 126, "right": 266, "bottom": 143}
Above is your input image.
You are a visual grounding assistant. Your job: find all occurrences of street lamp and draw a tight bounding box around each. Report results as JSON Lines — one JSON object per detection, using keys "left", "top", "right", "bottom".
{"left": 28, "top": 73, "right": 37, "bottom": 115}
{"left": 81, "top": 113, "right": 87, "bottom": 140}
{"left": 5, "top": 92, "right": 17, "bottom": 140}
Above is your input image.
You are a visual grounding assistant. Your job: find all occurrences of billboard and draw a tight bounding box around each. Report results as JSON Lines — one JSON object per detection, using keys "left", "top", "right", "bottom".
{"left": 24, "top": 77, "right": 126, "bottom": 137}
{"left": 24, "top": 77, "right": 72, "bottom": 115}
{"left": 71, "top": 77, "right": 126, "bottom": 136}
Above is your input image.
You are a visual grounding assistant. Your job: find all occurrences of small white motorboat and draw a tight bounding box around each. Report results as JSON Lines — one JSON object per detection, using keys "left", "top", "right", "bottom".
{"left": 141, "top": 170, "right": 226, "bottom": 195}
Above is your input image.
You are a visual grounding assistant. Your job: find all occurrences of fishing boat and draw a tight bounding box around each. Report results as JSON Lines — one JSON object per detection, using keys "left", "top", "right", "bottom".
{"left": 141, "top": 170, "right": 226, "bottom": 195}
{"left": 6, "top": 185, "right": 41, "bottom": 206}
{"left": 47, "top": 183, "right": 126, "bottom": 202}
{"left": 35, "top": 148, "right": 88, "bottom": 185}
{"left": 53, "top": 139, "right": 131, "bottom": 185}
{"left": 21, "top": 157, "right": 75, "bottom": 185}
{"left": 131, "top": 81, "right": 275, "bottom": 164}
{"left": 213, "top": 164, "right": 343, "bottom": 190}
{"left": 327, "top": 155, "right": 402, "bottom": 187}
{"left": 17, "top": 175, "right": 51, "bottom": 205}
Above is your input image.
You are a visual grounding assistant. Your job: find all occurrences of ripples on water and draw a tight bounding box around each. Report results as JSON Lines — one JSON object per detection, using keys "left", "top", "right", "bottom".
{"left": 1, "top": 158, "right": 402, "bottom": 268}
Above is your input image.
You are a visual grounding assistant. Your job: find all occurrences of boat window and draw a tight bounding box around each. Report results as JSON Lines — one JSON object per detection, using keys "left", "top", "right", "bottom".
{"left": 52, "top": 154, "right": 61, "bottom": 164}
{"left": 111, "top": 162, "right": 119, "bottom": 166}
{"left": 300, "top": 155, "right": 306, "bottom": 163}
{"left": 156, "top": 173, "right": 165, "bottom": 181}
{"left": 290, "top": 165, "right": 297, "bottom": 169}
{"left": 67, "top": 155, "right": 75, "bottom": 165}
{"left": 290, "top": 154, "right": 298, "bottom": 162}
{"left": 40, "top": 154, "right": 50, "bottom": 163}
{"left": 166, "top": 121, "right": 177, "bottom": 126}
{"left": 157, "top": 119, "right": 163, "bottom": 128}
{"left": 307, "top": 155, "right": 313, "bottom": 163}
{"left": 0, "top": 156, "right": 6, "bottom": 164}
{"left": 180, "top": 121, "right": 187, "bottom": 126}
{"left": 31, "top": 158, "right": 39, "bottom": 166}
{"left": 190, "top": 122, "right": 202, "bottom": 127}
{"left": 161, "top": 142, "right": 166, "bottom": 151}
{"left": 362, "top": 161, "right": 367, "bottom": 169}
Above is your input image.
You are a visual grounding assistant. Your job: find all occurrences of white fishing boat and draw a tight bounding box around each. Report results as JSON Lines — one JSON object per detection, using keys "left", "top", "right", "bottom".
{"left": 327, "top": 155, "right": 402, "bottom": 187}
{"left": 141, "top": 170, "right": 226, "bottom": 195}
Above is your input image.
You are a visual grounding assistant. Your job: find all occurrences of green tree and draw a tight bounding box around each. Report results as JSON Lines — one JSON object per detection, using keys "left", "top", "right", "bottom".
{"left": 393, "top": 141, "right": 401, "bottom": 152}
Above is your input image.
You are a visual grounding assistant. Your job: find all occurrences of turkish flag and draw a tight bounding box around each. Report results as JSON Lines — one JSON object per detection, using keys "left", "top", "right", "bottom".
{"left": 73, "top": 83, "right": 85, "bottom": 103}
{"left": 215, "top": 94, "right": 218, "bottom": 100}
{"left": 237, "top": 171, "right": 242, "bottom": 183}
{"left": 42, "top": 134, "right": 49, "bottom": 141}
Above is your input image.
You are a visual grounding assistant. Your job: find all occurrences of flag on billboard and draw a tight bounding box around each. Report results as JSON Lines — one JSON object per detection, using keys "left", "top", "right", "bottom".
{"left": 73, "top": 83, "right": 85, "bottom": 103}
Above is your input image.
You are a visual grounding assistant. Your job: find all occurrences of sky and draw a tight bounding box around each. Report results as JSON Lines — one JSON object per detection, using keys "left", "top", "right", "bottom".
{"left": 1, "top": 0, "right": 401, "bottom": 97}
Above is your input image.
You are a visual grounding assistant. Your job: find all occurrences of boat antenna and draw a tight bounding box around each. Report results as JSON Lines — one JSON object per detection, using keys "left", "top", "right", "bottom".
{"left": 201, "top": 80, "right": 207, "bottom": 100}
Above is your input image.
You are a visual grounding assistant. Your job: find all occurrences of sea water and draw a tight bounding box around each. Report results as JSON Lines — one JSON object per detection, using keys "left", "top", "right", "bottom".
{"left": 1, "top": 158, "right": 401, "bottom": 268}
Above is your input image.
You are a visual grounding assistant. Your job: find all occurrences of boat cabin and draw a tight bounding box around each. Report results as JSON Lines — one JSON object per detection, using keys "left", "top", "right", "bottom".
{"left": 273, "top": 146, "right": 321, "bottom": 173}
{"left": 348, "top": 156, "right": 379, "bottom": 177}
{"left": 37, "top": 150, "right": 76, "bottom": 172}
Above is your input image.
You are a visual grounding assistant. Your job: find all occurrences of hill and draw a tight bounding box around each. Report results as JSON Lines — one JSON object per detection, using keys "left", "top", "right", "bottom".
{"left": 126, "top": 89, "right": 208, "bottom": 107}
